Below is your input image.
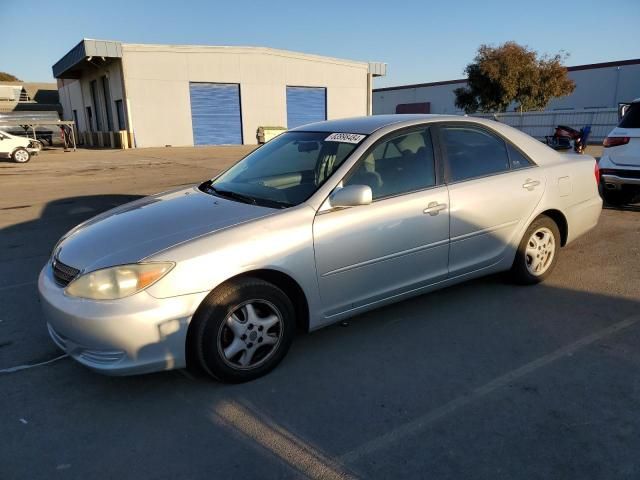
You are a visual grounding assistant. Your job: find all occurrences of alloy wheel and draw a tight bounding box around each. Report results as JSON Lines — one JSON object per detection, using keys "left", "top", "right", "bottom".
{"left": 217, "top": 300, "right": 283, "bottom": 370}
{"left": 14, "top": 150, "right": 29, "bottom": 163}
{"left": 525, "top": 227, "right": 556, "bottom": 276}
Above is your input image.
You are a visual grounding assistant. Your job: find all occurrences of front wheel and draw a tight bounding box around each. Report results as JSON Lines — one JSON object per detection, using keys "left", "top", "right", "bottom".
{"left": 12, "top": 148, "right": 31, "bottom": 163}
{"left": 194, "top": 277, "right": 295, "bottom": 383}
{"left": 511, "top": 216, "right": 560, "bottom": 284}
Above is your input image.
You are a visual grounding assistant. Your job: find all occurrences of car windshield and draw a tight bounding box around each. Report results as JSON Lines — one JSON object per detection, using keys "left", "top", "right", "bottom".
{"left": 201, "top": 131, "right": 362, "bottom": 208}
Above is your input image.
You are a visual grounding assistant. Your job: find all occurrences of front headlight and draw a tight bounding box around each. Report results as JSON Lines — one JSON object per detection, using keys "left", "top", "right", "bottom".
{"left": 65, "top": 263, "right": 174, "bottom": 300}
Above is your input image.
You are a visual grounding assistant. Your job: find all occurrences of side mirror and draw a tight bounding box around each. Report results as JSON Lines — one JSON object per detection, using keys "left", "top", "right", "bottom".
{"left": 330, "top": 184, "right": 372, "bottom": 208}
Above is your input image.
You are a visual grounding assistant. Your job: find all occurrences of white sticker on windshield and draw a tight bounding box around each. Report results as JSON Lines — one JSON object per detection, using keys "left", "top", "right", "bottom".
{"left": 325, "top": 133, "right": 366, "bottom": 144}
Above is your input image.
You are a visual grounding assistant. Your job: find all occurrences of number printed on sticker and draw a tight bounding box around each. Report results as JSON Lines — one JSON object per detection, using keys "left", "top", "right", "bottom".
{"left": 325, "top": 133, "right": 366, "bottom": 144}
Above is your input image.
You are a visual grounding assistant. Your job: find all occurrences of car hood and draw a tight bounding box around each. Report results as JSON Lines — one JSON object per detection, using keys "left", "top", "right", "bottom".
{"left": 55, "top": 186, "right": 276, "bottom": 271}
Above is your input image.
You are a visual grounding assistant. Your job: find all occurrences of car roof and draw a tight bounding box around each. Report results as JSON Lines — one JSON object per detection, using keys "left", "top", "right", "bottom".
{"left": 295, "top": 114, "right": 568, "bottom": 166}
{"left": 291, "top": 114, "right": 465, "bottom": 134}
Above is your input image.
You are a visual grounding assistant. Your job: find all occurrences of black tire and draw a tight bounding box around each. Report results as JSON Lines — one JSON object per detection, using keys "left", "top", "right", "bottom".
{"left": 11, "top": 147, "right": 30, "bottom": 163}
{"left": 601, "top": 188, "right": 635, "bottom": 207}
{"left": 193, "top": 277, "right": 295, "bottom": 383}
{"left": 511, "top": 215, "right": 561, "bottom": 285}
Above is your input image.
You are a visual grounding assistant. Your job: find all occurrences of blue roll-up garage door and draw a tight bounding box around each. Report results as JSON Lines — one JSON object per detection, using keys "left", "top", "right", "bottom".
{"left": 189, "top": 83, "right": 242, "bottom": 145}
{"left": 286, "top": 86, "right": 326, "bottom": 129}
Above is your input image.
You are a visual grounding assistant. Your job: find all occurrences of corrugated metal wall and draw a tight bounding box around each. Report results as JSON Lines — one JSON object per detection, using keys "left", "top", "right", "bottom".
{"left": 286, "top": 86, "right": 326, "bottom": 128}
{"left": 189, "top": 83, "right": 242, "bottom": 145}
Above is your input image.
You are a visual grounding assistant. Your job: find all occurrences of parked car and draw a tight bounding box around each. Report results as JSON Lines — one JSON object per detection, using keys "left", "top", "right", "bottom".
{"left": 0, "top": 129, "right": 41, "bottom": 163}
{"left": 599, "top": 98, "right": 640, "bottom": 205}
{"left": 38, "top": 115, "right": 602, "bottom": 382}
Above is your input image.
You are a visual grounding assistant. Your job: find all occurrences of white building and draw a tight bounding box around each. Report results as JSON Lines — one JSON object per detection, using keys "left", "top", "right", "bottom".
{"left": 54, "top": 39, "right": 385, "bottom": 148}
{"left": 373, "top": 59, "right": 640, "bottom": 115}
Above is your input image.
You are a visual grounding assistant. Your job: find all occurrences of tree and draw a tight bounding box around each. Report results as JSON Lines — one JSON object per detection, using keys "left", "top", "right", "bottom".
{"left": 454, "top": 42, "right": 575, "bottom": 113}
{"left": 0, "top": 72, "right": 21, "bottom": 81}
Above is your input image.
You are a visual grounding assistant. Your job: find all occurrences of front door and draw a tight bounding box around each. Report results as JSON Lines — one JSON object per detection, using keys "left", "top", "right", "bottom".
{"left": 313, "top": 127, "right": 450, "bottom": 318}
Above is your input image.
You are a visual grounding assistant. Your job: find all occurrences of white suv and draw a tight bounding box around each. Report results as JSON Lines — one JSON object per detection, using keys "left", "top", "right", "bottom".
{"left": 0, "top": 130, "right": 41, "bottom": 163}
{"left": 599, "top": 99, "right": 640, "bottom": 205}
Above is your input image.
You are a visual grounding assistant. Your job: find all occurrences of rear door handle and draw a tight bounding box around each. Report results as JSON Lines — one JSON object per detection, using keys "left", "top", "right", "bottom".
{"left": 423, "top": 202, "right": 447, "bottom": 216}
{"left": 522, "top": 179, "right": 541, "bottom": 191}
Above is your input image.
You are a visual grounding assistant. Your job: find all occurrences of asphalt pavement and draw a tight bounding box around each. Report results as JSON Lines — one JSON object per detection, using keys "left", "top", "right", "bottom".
{"left": 1, "top": 147, "right": 639, "bottom": 479}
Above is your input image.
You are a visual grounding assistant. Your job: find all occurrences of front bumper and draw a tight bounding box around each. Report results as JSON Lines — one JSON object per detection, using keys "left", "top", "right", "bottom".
{"left": 38, "top": 263, "right": 208, "bottom": 375}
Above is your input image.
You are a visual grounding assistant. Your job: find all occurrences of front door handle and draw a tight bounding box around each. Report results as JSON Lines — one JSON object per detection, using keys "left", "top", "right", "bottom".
{"left": 423, "top": 202, "right": 447, "bottom": 216}
{"left": 522, "top": 179, "right": 541, "bottom": 191}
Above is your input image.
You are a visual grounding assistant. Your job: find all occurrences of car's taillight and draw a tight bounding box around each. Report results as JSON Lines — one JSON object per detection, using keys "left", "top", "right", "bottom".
{"left": 603, "top": 136, "right": 630, "bottom": 148}
{"left": 594, "top": 161, "right": 600, "bottom": 184}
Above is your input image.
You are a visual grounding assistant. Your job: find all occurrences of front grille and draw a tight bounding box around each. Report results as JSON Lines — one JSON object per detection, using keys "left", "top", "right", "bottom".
{"left": 52, "top": 259, "right": 80, "bottom": 287}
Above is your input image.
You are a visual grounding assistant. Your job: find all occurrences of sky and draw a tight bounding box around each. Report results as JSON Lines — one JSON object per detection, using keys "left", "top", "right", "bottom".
{"left": 2, "top": 0, "right": 639, "bottom": 88}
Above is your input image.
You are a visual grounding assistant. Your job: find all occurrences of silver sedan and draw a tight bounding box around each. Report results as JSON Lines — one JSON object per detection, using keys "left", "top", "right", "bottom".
{"left": 38, "top": 115, "right": 602, "bottom": 382}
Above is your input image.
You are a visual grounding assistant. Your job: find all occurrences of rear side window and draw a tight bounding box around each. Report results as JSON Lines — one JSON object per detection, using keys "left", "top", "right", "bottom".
{"left": 619, "top": 103, "right": 640, "bottom": 128}
{"left": 442, "top": 127, "right": 510, "bottom": 182}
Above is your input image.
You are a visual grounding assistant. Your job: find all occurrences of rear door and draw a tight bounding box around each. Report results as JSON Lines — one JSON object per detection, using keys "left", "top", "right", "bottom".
{"left": 439, "top": 123, "right": 544, "bottom": 276}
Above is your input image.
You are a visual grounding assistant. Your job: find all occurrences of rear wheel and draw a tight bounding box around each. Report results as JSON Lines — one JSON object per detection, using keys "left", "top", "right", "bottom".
{"left": 511, "top": 216, "right": 560, "bottom": 284}
{"left": 12, "top": 148, "right": 30, "bottom": 163}
{"left": 193, "top": 277, "right": 295, "bottom": 383}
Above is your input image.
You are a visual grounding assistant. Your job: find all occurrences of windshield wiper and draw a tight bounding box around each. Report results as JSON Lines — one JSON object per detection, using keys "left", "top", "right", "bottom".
{"left": 208, "top": 186, "right": 257, "bottom": 205}
{"left": 201, "top": 182, "right": 293, "bottom": 209}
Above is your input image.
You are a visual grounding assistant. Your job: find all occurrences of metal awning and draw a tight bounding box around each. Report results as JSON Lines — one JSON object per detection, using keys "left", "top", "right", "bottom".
{"left": 0, "top": 120, "right": 77, "bottom": 151}
{"left": 52, "top": 39, "right": 123, "bottom": 79}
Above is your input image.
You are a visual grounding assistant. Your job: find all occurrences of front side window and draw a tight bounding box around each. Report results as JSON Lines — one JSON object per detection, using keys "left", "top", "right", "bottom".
{"left": 442, "top": 126, "right": 511, "bottom": 182}
{"left": 344, "top": 128, "right": 436, "bottom": 199}
{"left": 204, "top": 131, "right": 360, "bottom": 208}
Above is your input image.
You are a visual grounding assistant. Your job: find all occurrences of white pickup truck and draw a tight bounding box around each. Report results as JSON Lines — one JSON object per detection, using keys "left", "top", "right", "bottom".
{"left": 0, "top": 130, "right": 41, "bottom": 163}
